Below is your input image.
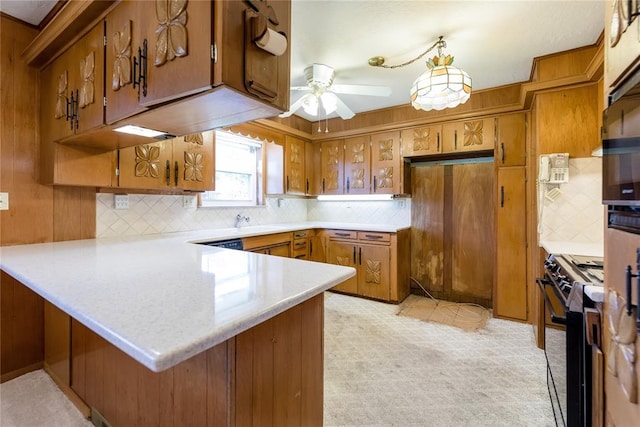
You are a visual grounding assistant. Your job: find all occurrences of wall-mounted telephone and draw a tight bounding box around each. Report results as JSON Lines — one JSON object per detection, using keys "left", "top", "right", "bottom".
{"left": 539, "top": 153, "right": 569, "bottom": 183}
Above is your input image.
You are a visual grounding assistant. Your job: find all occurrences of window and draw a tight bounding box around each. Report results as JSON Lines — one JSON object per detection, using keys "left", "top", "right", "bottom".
{"left": 200, "top": 131, "right": 263, "bottom": 207}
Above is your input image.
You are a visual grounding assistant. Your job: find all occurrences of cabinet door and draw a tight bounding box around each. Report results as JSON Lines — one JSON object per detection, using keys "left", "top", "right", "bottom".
{"left": 442, "top": 118, "right": 495, "bottom": 153}
{"left": 496, "top": 113, "right": 526, "bottom": 167}
{"left": 326, "top": 240, "right": 357, "bottom": 294}
{"left": 370, "top": 131, "right": 401, "bottom": 194}
{"left": 357, "top": 244, "right": 390, "bottom": 301}
{"left": 285, "top": 136, "right": 306, "bottom": 195}
{"left": 267, "top": 243, "right": 290, "bottom": 258}
{"left": 320, "top": 140, "right": 344, "bottom": 195}
{"left": 41, "top": 48, "right": 75, "bottom": 143}
{"left": 494, "top": 167, "right": 527, "bottom": 320}
{"left": 401, "top": 125, "right": 442, "bottom": 156}
{"left": 118, "top": 140, "right": 173, "bottom": 189}
{"left": 344, "top": 136, "right": 370, "bottom": 195}
{"left": 105, "top": 0, "right": 147, "bottom": 124}
{"left": 44, "top": 302, "right": 71, "bottom": 386}
{"left": 173, "top": 131, "right": 215, "bottom": 191}
{"left": 305, "top": 141, "right": 320, "bottom": 195}
{"left": 72, "top": 22, "right": 105, "bottom": 134}
{"left": 139, "top": 0, "right": 213, "bottom": 107}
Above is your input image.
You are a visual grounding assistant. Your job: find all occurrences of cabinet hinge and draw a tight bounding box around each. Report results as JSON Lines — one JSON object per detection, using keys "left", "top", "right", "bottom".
{"left": 103, "top": 35, "right": 107, "bottom": 47}
{"left": 211, "top": 43, "right": 217, "bottom": 63}
{"left": 115, "top": 167, "right": 120, "bottom": 176}
{"left": 103, "top": 97, "right": 107, "bottom": 107}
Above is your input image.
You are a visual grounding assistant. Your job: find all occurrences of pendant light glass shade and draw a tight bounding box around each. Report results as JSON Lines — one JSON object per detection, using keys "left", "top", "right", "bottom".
{"left": 409, "top": 54, "right": 472, "bottom": 111}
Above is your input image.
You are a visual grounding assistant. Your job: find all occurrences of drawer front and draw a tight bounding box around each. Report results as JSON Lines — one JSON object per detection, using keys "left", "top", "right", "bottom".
{"left": 293, "top": 230, "right": 311, "bottom": 239}
{"left": 293, "top": 239, "right": 308, "bottom": 252}
{"left": 357, "top": 231, "right": 390, "bottom": 243}
{"left": 326, "top": 229, "right": 357, "bottom": 240}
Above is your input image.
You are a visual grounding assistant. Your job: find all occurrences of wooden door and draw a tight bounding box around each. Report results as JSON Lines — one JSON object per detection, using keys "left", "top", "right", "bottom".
{"left": 401, "top": 125, "right": 442, "bottom": 156}
{"left": 357, "top": 243, "right": 390, "bottom": 301}
{"left": 370, "top": 131, "right": 401, "bottom": 194}
{"left": 494, "top": 167, "right": 527, "bottom": 320}
{"left": 139, "top": 0, "right": 213, "bottom": 107}
{"left": 173, "top": 130, "right": 215, "bottom": 191}
{"left": 71, "top": 22, "right": 105, "bottom": 135}
{"left": 40, "top": 48, "right": 75, "bottom": 143}
{"left": 118, "top": 140, "right": 172, "bottom": 189}
{"left": 603, "top": 228, "right": 640, "bottom": 426}
{"left": 443, "top": 118, "right": 495, "bottom": 153}
{"left": 451, "top": 162, "right": 495, "bottom": 301}
{"left": 105, "top": 0, "right": 147, "bottom": 124}
{"left": 285, "top": 136, "right": 306, "bottom": 195}
{"left": 326, "top": 240, "right": 357, "bottom": 294}
{"left": 410, "top": 165, "right": 445, "bottom": 293}
{"left": 320, "top": 140, "right": 344, "bottom": 195}
{"left": 496, "top": 113, "right": 526, "bottom": 166}
{"left": 344, "top": 136, "right": 371, "bottom": 195}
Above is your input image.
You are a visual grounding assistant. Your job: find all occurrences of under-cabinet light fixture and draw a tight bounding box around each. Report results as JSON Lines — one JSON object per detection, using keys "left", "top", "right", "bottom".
{"left": 114, "top": 125, "right": 171, "bottom": 139}
{"left": 316, "top": 194, "right": 397, "bottom": 201}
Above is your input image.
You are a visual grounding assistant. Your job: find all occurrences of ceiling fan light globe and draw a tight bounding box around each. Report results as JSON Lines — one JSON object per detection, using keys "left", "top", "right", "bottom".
{"left": 410, "top": 65, "right": 472, "bottom": 111}
{"left": 302, "top": 95, "right": 319, "bottom": 115}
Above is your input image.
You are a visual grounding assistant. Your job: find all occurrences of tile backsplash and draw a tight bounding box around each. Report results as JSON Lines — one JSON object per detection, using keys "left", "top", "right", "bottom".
{"left": 96, "top": 194, "right": 411, "bottom": 237}
{"left": 539, "top": 157, "right": 604, "bottom": 245}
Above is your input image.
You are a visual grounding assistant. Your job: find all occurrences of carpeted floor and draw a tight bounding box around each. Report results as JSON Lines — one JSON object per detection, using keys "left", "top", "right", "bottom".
{"left": 1, "top": 292, "right": 553, "bottom": 426}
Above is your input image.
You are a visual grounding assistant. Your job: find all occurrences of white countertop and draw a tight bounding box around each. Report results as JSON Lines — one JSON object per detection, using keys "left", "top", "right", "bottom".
{"left": 0, "top": 227, "right": 357, "bottom": 372}
{"left": 539, "top": 240, "right": 604, "bottom": 258}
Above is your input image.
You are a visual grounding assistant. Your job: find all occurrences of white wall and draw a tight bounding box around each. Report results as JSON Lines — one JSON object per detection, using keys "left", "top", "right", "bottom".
{"left": 96, "top": 194, "right": 411, "bottom": 237}
{"left": 538, "top": 157, "right": 604, "bottom": 245}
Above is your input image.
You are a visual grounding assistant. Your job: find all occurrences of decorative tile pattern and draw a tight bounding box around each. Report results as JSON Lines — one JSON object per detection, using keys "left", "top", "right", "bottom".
{"left": 324, "top": 292, "right": 555, "bottom": 426}
{"left": 539, "top": 157, "right": 604, "bottom": 244}
{"left": 97, "top": 194, "right": 412, "bottom": 237}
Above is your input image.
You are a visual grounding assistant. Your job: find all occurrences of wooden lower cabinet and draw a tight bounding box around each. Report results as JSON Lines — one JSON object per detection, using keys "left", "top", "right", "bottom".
{"left": 324, "top": 229, "right": 410, "bottom": 303}
{"left": 70, "top": 294, "right": 324, "bottom": 426}
{"left": 243, "top": 232, "right": 292, "bottom": 258}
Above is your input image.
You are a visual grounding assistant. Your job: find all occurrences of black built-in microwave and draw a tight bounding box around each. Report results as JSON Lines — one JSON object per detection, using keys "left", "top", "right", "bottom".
{"left": 603, "top": 68, "right": 640, "bottom": 234}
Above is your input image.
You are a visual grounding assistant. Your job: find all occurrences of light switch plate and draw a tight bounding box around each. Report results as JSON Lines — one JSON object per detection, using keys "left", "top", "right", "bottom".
{"left": 114, "top": 194, "right": 129, "bottom": 209}
{"left": 0, "top": 192, "right": 8, "bottom": 210}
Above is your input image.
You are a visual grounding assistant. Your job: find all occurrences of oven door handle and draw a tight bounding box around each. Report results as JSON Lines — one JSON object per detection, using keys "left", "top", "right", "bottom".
{"left": 536, "top": 278, "right": 567, "bottom": 325}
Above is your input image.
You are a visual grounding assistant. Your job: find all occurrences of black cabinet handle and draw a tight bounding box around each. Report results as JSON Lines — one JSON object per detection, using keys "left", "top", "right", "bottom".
{"left": 500, "top": 186, "right": 505, "bottom": 207}
{"left": 454, "top": 129, "right": 458, "bottom": 150}
{"left": 306, "top": 178, "right": 309, "bottom": 194}
{"left": 373, "top": 176, "right": 377, "bottom": 192}
{"left": 364, "top": 234, "right": 383, "bottom": 239}
{"left": 501, "top": 143, "right": 505, "bottom": 164}
{"left": 133, "top": 39, "right": 148, "bottom": 99}
{"left": 322, "top": 178, "right": 325, "bottom": 193}
{"left": 309, "top": 241, "right": 313, "bottom": 256}
{"left": 352, "top": 246, "right": 356, "bottom": 264}
{"left": 174, "top": 161, "right": 179, "bottom": 186}
{"left": 437, "top": 132, "right": 440, "bottom": 152}
{"left": 335, "top": 232, "right": 351, "bottom": 237}
{"left": 359, "top": 247, "right": 362, "bottom": 265}
{"left": 346, "top": 177, "right": 350, "bottom": 193}
{"left": 286, "top": 176, "right": 290, "bottom": 192}
{"left": 166, "top": 160, "right": 170, "bottom": 186}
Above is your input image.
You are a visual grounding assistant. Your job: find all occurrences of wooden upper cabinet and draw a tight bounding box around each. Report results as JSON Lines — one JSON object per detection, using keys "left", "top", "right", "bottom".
{"left": 344, "top": 136, "right": 371, "bottom": 195}
{"left": 370, "top": 131, "right": 401, "bottom": 194}
{"left": 305, "top": 141, "right": 320, "bottom": 196}
{"left": 442, "top": 118, "right": 495, "bottom": 153}
{"left": 495, "top": 113, "right": 526, "bottom": 167}
{"left": 401, "top": 125, "right": 442, "bottom": 157}
{"left": 42, "top": 21, "right": 106, "bottom": 142}
{"left": 118, "top": 131, "right": 215, "bottom": 191}
{"left": 319, "top": 140, "right": 344, "bottom": 195}
{"left": 285, "top": 135, "right": 306, "bottom": 195}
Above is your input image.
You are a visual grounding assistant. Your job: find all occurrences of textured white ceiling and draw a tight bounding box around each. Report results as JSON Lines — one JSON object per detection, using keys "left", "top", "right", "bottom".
{"left": 1, "top": 0, "right": 605, "bottom": 121}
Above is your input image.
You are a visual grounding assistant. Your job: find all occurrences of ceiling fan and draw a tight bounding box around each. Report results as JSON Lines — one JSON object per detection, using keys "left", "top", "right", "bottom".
{"left": 279, "top": 63, "right": 391, "bottom": 120}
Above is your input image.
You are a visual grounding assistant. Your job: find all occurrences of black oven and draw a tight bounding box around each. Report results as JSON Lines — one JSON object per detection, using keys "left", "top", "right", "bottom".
{"left": 537, "top": 254, "right": 603, "bottom": 427}
{"left": 603, "top": 64, "right": 640, "bottom": 233}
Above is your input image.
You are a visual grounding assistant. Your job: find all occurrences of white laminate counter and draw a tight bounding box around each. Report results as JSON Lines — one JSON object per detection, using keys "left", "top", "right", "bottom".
{"left": 0, "top": 229, "right": 356, "bottom": 372}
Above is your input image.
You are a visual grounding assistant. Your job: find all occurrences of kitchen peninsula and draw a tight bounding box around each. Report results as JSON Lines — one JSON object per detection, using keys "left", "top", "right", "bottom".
{"left": 0, "top": 229, "right": 355, "bottom": 426}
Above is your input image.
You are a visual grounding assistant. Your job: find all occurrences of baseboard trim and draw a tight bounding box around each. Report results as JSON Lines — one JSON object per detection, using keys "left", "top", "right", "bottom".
{"left": 0, "top": 361, "right": 43, "bottom": 383}
{"left": 43, "top": 363, "right": 91, "bottom": 419}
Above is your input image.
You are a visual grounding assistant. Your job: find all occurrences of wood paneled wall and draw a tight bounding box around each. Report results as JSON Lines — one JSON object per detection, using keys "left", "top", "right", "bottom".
{"left": 0, "top": 15, "right": 97, "bottom": 380}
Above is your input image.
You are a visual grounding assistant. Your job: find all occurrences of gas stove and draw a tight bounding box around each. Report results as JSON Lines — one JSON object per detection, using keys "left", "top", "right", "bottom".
{"left": 543, "top": 253, "right": 604, "bottom": 307}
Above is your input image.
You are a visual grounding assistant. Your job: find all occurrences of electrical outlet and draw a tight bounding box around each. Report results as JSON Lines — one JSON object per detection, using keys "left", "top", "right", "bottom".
{"left": 114, "top": 194, "right": 129, "bottom": 210}
{"left": 183, "top": 195, "right": 196, "bottom": 209}
{"left": 395, "top": 199, "right": 406, "bottom": 208}
{"left": 0, "top": 192, "right": 8, "bottom": 210}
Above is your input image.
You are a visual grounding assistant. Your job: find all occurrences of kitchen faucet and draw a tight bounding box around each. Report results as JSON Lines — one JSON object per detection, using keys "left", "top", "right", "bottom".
{"left": 235, "top": 214, "right": 250, "bottom": 229}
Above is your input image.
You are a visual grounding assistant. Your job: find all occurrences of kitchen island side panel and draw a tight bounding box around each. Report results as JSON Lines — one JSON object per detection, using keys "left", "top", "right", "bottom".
{"left": 71, "top": 294, "right": 325, "bottom": 426}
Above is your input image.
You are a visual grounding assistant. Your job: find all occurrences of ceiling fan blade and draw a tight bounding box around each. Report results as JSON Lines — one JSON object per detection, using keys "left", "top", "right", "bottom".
{"left": 333, "top": 95, "right": 355, "bottom": 120}
{"left": 290, "top": 86, "right": 312, "bottom": 92}
{"left": 278, "top": 93, "right": 313, "bottom": 118}
{"left": 331, "top": 84, "right": 392, "bottom": 97}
